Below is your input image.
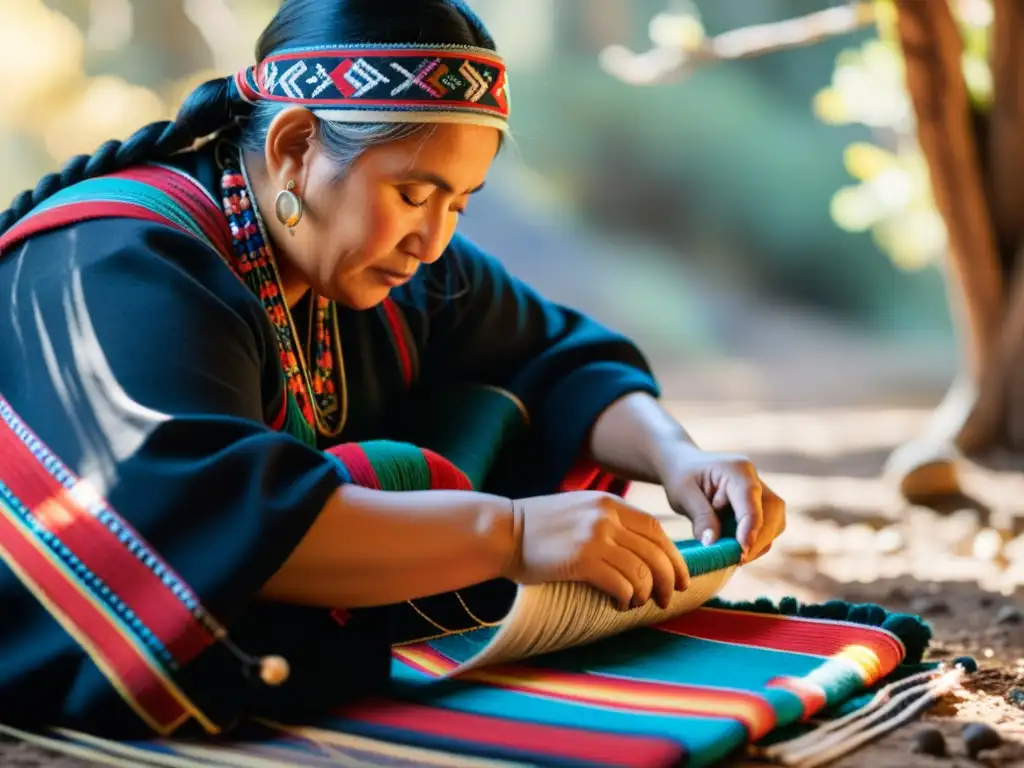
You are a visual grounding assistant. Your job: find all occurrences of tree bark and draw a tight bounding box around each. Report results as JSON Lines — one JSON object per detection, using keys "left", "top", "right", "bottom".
{"left": 893, "top": 0, "right": 1004, "bottom": 380}
{"left": 885, "top": 0, "right": 1009, "bottom": 497}
{"left": 985, "top": 0, "right": 1024, "bottom": 449}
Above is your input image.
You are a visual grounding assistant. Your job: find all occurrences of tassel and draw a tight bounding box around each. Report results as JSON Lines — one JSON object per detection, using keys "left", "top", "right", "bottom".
{"left": 762, "top": 659, "right": 971, "bottom": 767}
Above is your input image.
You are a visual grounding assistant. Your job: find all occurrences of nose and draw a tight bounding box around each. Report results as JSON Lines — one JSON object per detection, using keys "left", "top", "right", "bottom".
{"left": 406, "top": 208, "right": 453, "bottom": 265}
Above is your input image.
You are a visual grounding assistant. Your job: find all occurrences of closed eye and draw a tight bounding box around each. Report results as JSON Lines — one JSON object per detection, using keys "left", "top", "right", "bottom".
{"left": 400, "top": 192, "right": 428, "bottom": 208}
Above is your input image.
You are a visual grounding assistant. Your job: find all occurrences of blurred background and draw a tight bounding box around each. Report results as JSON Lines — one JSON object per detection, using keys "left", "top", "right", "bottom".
{"left": 0, "top": 0, "right": 965, "bottom": 406}
{"left": 7, "top": 0, "right": 1023, "bottom": 585}
{"left": 3, "top": 2, "right": 1024, "bottom": 754}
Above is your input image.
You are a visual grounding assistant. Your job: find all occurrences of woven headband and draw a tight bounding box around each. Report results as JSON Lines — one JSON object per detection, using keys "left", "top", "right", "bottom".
{"left": 233, "top": 44, "right": 510, "bottom": 132}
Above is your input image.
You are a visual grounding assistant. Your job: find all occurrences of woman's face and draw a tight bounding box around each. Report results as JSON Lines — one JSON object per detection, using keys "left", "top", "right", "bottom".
{"left": 259, "top": 109, "right": 500, "bottom": 310}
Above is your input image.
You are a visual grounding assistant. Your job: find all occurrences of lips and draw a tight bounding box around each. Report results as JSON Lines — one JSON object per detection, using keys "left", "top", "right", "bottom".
{"left": 372, "top": 267, "right": 416, "bottom": 287}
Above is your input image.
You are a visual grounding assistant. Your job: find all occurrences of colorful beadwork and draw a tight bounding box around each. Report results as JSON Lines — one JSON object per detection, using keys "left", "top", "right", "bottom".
{"left": 233, "top": 44, "right": 510, "bottom": 132}
{"left": 219, "top": 162, "right": 344, "bottom": 441}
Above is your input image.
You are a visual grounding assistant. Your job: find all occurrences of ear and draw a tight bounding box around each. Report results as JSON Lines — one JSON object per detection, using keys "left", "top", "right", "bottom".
{"left": 264, "top": 107, "right": 319, "bottom": 193}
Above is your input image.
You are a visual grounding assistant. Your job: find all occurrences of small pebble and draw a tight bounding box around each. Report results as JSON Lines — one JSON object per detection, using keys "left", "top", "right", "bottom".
{"left": 994, "top": 605, "right": 1022, "bottom": 625}
{"left": 910, "top": 596, "right": 951, "bottom": 616}
{"left": 886, "top": 585, "right": 910, "bottom": 603}
{"left": 1008, "top": 688, "right": 1024, "bottom": 710}
{"left": 962, "top": 723, "right": 1002, "bottom": 759}
{"left": 910, "top": 726, "right": 946, "bottom": 757}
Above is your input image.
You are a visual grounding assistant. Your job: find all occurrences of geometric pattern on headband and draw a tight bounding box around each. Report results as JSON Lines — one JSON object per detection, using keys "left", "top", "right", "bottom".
{"left": 234, "top": 45, "right": 510, "bottom": 127}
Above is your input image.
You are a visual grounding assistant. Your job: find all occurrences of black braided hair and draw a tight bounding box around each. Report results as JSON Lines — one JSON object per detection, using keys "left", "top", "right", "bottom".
{"left": 0, "top": 76, "right": 251, "bottom": 237}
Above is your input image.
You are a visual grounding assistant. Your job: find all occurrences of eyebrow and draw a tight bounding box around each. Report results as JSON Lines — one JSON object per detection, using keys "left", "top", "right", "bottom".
{"left": 403, "top": 171, "right": 486, "bottom": 195}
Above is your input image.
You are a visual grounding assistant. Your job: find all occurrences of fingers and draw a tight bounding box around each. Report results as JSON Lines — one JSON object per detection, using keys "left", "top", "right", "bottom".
{"left": 672, "top": 482, "right": 720, "bottom": 545}
{"left": 609, "top": 499, "right": 690, "bottom": 591}
{"left": 600, "top": 545, "right": 655, "bottom": 609}
{"left": 580, "top": 559, "right": 638, "bottom": 611}
{"left": 746, "top": 486, "right": 786, "bottom": 561}
{"left": 611, "top": 528, "right": 679, "bottom": 608}
{"left": 723, "top": 461, "right": 764, "bottom": 560}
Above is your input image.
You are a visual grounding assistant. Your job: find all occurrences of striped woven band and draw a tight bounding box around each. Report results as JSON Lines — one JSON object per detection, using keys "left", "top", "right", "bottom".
{"left": 233, "top": 45, "right": 510, "bottom": 132}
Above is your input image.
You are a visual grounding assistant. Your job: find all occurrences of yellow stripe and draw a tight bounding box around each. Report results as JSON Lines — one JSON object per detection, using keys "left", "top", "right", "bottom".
{"left": 395, "top": 647, "right": 770, "bottom": 725}
{"left": 0, "top": 497, "right": 218, "bottom": 735}
{"left": 833, "top": 644, "right": 885, "bottom": 684}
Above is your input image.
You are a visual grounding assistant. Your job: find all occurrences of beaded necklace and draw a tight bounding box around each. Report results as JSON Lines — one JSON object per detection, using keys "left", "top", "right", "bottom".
{"left": 219, "top": 153, "right": 348, "bottom": 442}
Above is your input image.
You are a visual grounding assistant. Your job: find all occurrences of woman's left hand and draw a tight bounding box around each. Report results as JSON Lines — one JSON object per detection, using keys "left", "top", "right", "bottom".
{"left": 657, "top": 445, "right": 786, "bottom": 563}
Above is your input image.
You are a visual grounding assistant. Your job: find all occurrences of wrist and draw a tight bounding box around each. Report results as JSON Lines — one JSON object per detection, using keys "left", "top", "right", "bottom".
{"left": 475, "top": 494, "right": 521, "bottom": 581}
{"left": 648, "top": 433, "right": 703, "bottom": 480}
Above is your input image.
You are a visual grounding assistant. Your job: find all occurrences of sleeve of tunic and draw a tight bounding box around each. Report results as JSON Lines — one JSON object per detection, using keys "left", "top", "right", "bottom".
{"left": 0, "top": 218, "right": 357, "bottom": 734}
{"left": 411, "top": 233, "right": 662, "bottom": 491}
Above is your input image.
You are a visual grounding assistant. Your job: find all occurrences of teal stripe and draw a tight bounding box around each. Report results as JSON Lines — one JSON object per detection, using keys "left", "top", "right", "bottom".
{"left": 28, "top": 178, "right": 212, "bottom": 248}
{"left": 684, "top": 539, "right": 743, "bottom": 576}
{"left": 388, "top": 662, "right": 748, "bottom": 768}
{"left": 360, "top": 441, "right": 433, "bottom": 491}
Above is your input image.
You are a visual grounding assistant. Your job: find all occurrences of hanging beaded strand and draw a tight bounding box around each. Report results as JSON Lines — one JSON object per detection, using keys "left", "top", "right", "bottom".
{"left": 219, "top": 156, "right": 347, "bottom": 439}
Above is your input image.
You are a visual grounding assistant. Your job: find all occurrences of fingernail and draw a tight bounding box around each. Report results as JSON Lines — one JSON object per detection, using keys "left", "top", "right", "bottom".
{"left": 701, "top": 530, "right": 715, "bottom": 546}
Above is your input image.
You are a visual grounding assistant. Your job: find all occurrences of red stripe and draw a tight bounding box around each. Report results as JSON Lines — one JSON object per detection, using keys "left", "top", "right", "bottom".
{"left": 340, "top": 699, "right": 683, "bottom": 768}
{"left": 327, "top": 444, "right": 381, "bottom": 489}
{"left": 657, "top": 608, "right": 905, "bottom": 671}
{"left": 399, "top": 645, "right": 777, "bottom": 740}
{"left": 110, "top": 167, "right": 234, "bottom": 258}
{"left": 766, "top": 677, "right": 828, "bottom": 721}
{"left": 0, "top": 408, "right": 214, "bottom": 664}
{"left": 0, "top": 501, "right": 188, "bottom": 732}
{"left": 257, "top": 93, "right": 508, "bottom": 114}
{"left": 381, "top": 299, "right": 413, "bottom": 388}
{"left": 0, "top": 202, "right": 192, "bottom": 256}
{"left": 268, "top": 391, "right": 288, "bottom": 432}
{"left": 421, "top": 449, "right": 473, "bottom": 491}
{"left": 263, "top": 48, "right": 506, "bottom": 71}
{"left": 560, "top": 458, "right": 630, "bottom": 497}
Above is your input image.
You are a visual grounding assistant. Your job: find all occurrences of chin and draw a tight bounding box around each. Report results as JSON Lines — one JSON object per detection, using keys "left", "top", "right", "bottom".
{"left": 331, "top": 286, "right": 391, "bottom": 311}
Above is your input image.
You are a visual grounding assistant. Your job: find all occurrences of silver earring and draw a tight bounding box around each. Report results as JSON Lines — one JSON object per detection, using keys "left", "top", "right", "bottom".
{"left": 274, "top": 180, "right": 303, "bottom": 229}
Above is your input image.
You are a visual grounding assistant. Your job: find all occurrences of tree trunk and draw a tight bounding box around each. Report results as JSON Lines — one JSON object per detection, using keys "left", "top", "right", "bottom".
{"left": 885, "top": 0, "right": 1005, "bottom": 497}
{"left": 984, "top": 0, "right": 1024, "bottom": 449}
{"left": 888, "top": 0, "right": 1024, "bottom": 497}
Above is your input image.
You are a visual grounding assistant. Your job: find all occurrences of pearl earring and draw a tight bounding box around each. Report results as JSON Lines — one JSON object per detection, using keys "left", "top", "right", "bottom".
{"left": 274, "top": 180, "right": 303, "bottom": 229}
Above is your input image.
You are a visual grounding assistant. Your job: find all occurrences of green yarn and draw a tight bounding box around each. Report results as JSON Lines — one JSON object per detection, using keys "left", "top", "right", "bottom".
{"left": 680, "top": 539, "right": 743, "bottom": 577}
{"left": 360, "top": 441, "right": 432, "bottom": 492}
{"left": 282, "top": 392, "right": 317, "bottom": 448}
{"left": 706, "top": 596, "right": 933, "bottom": 664}
{"left": 406, "top": 385, "right": 527, "bottom": 489}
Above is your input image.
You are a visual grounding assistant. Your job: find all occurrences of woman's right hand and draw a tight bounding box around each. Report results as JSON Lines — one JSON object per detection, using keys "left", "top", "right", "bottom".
{"left": 503, "top": 491, "right": 690, "bottom": 611}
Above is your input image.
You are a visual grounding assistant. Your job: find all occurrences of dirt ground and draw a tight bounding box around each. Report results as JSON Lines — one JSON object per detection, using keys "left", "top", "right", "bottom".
{"left": 645, "top": 399, "right": 1024, "bottom": 768}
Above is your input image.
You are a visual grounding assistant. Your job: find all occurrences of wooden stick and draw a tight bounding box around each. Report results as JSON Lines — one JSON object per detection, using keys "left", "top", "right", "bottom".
{"left": 600, "top": 3, "right": 876, "bottom": 86}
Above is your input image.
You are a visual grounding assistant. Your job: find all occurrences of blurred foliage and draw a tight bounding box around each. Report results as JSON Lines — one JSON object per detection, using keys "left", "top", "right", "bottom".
{"left": 0, "top": 0, "right": 277, "bottom": 205}
{"left": 816, "top": 0, "right": 993, "bottom": 273}
{"left": 0, "top": 0, "right": 964, "bottom": 342}
{"left": 497, "top": 0, "right": 953, "bottom": 339}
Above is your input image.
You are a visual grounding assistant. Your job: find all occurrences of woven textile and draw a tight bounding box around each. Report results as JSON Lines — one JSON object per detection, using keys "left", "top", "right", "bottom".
{"left": 0, "top": 599, "right": 932, "bottom": 768}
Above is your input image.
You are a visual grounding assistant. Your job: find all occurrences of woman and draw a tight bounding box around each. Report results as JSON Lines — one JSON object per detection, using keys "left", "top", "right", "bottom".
{"left": 0, "top": 0, "right": 785, "bottom": 740}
